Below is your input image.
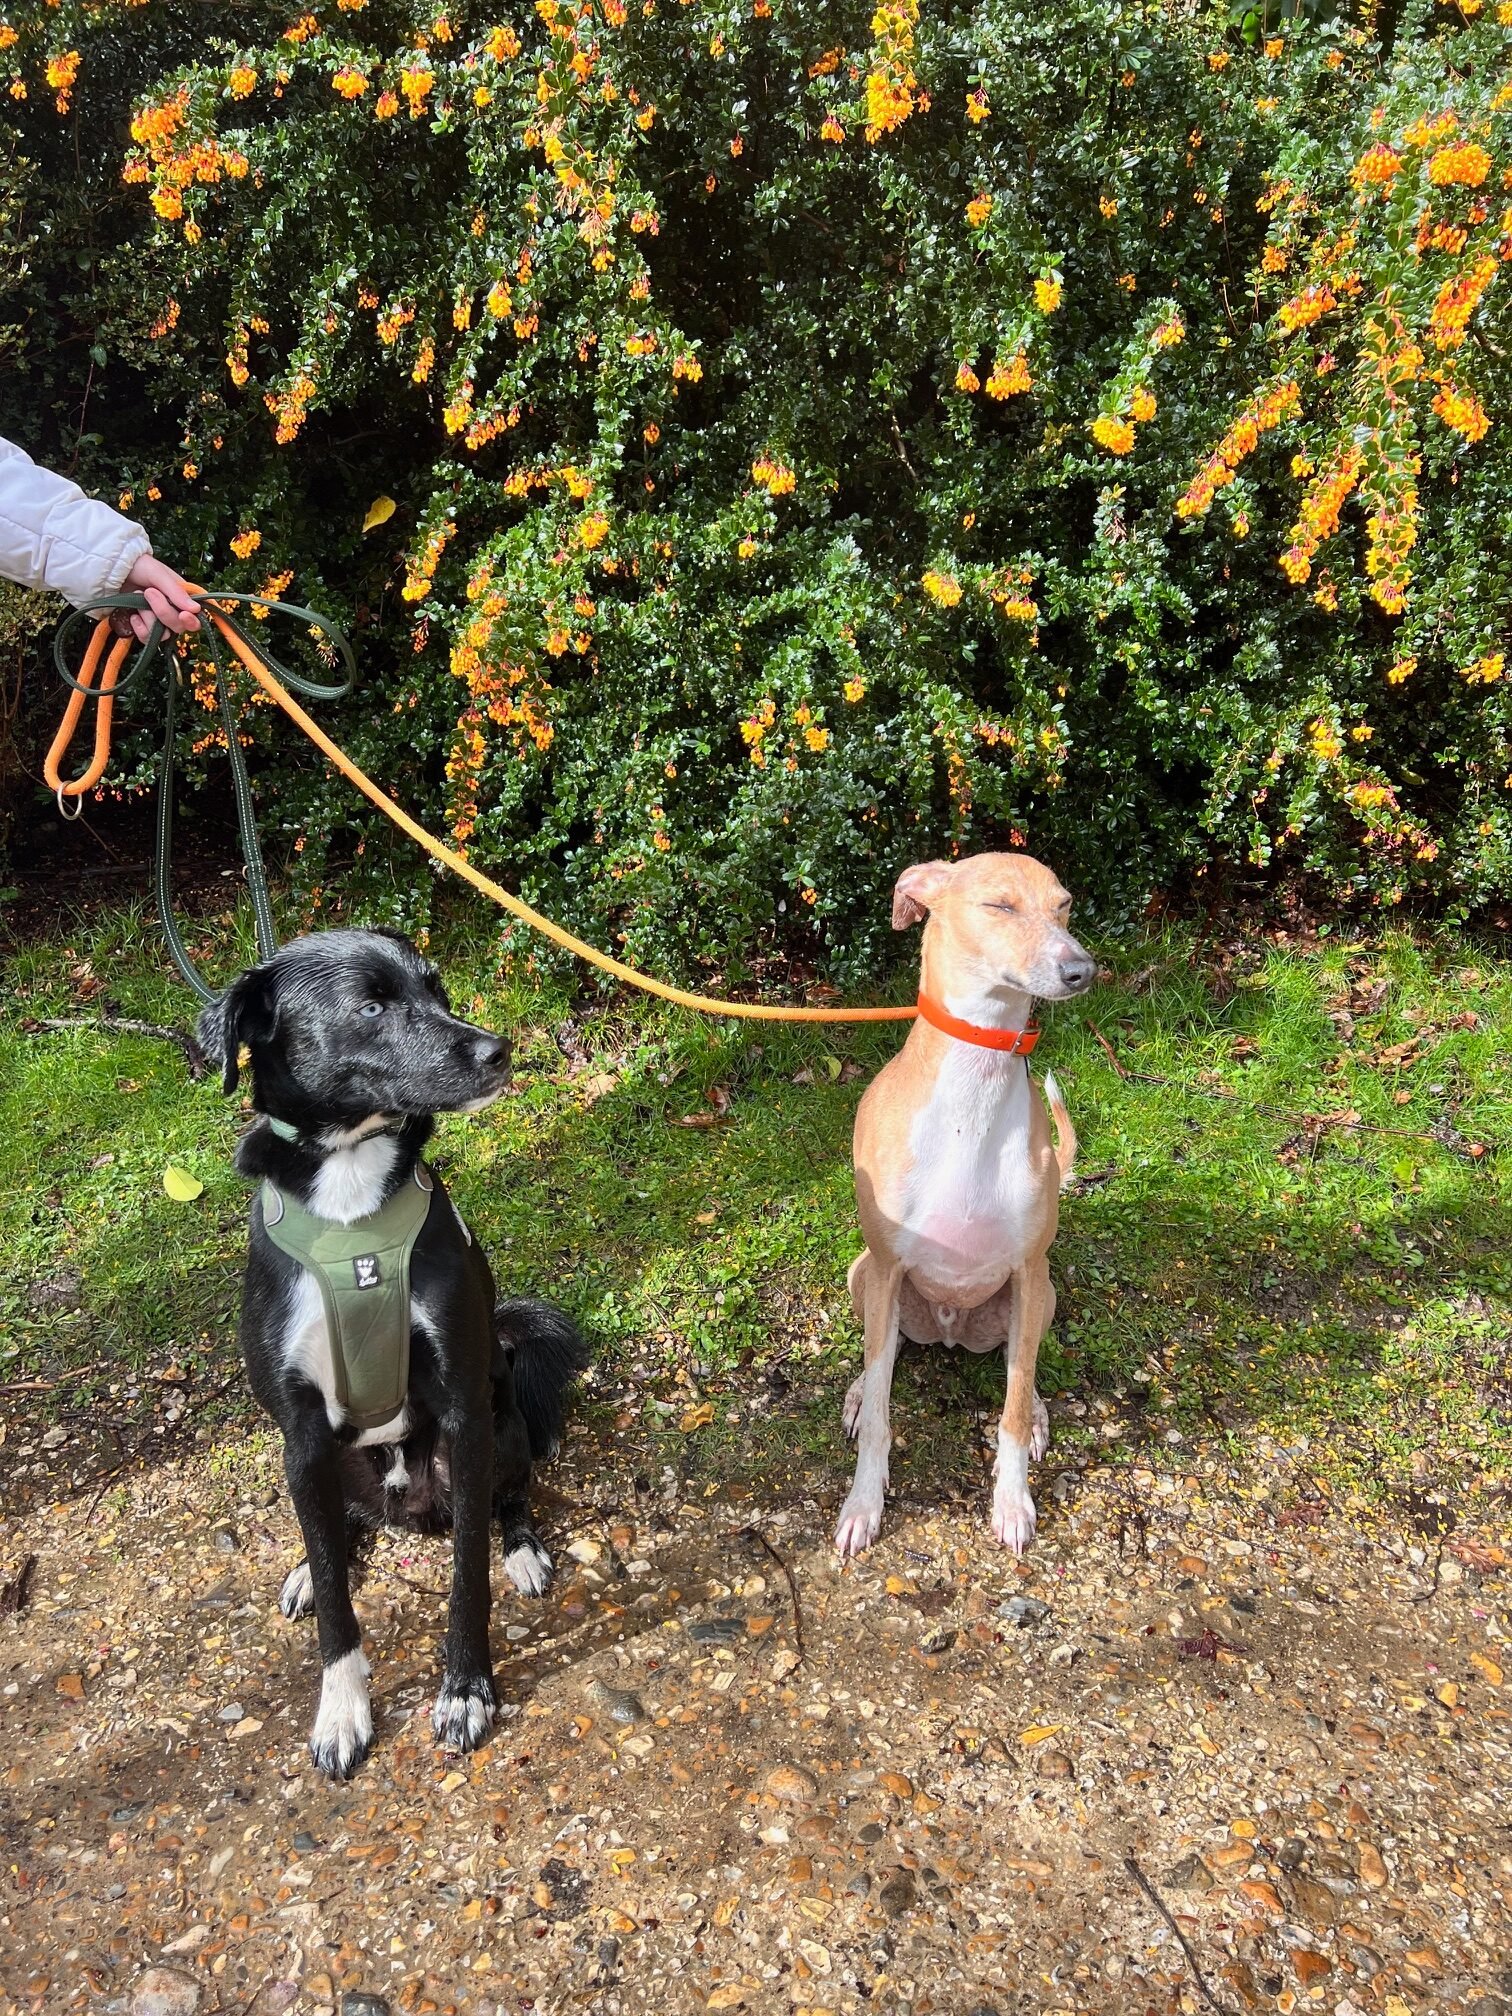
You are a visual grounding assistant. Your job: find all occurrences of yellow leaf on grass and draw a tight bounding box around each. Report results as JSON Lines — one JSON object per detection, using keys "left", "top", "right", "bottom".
{"left": 162, "top": 1165, "right": 204, "bottom": 1202}
{"left": 362, "top": 494, "right": 397, "bottom": 532}
{"left": 679, "top": 1402, "right": 715, "bottom": 1432}
{"left": 1019, "top": 1723, "right": 1062, "bottom": 1745}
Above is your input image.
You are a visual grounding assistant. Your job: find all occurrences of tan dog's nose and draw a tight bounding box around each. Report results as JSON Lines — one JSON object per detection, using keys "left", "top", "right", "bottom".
{"left": 1057, "top": 951, "right": 1095, "bottom": 994}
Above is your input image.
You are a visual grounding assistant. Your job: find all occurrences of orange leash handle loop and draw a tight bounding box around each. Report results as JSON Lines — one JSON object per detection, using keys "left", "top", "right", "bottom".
{"left": 43, "top": 618, "right": 131, "bottom": 800}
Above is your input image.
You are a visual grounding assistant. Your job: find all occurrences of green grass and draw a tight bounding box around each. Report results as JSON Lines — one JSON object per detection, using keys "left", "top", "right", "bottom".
{"left": 5, "top": 900, "right": 1512, "bottom": 1505}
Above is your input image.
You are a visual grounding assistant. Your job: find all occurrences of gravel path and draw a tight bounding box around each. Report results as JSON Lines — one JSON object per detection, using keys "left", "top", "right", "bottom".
{"left": 3, "top": 1405, "right": 1511, "bottom": 2016}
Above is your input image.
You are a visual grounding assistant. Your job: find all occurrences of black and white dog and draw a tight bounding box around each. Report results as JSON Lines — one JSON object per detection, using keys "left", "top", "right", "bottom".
{"left": 199, "top": 928, "right": 587, "bottom": 1778}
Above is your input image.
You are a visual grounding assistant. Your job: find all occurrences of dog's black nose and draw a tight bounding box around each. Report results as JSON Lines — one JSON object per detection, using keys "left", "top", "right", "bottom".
{"left": 475, "top": 1036, "right": 511, "bottom": 1073}
{"left": 1059, "top": 957, "right": 1095, "bottom": 993}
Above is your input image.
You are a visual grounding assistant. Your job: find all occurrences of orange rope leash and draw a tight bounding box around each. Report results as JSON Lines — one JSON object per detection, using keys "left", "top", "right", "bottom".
{"left": 49, "top": 596, "right": 919, "bottom": 1026}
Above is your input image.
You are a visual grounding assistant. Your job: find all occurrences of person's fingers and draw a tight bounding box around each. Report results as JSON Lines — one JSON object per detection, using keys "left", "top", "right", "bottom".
{"left": 130, "top": 611, "right": 153, "bottom": 644}
{"left": 143, "top": 583, "right": 198, "bottom": 636}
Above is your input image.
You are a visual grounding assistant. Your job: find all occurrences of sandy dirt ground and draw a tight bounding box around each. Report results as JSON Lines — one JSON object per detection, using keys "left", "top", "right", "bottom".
{"left": 3, "top": 1384, "right": 1511, "bottom": 2016}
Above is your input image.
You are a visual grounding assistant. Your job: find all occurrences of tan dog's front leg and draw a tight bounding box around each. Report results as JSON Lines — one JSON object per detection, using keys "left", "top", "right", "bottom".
{"left": 835, "top": 1252, "right": 904, "bottom": 1559}
{"left": 992, "top": 1257, "right": 1049, "bottom": 1554}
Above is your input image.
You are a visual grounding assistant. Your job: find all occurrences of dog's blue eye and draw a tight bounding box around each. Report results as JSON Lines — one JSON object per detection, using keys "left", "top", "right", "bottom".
{"left": 358, "top": 1001, "right": 385, "bottom": 1019}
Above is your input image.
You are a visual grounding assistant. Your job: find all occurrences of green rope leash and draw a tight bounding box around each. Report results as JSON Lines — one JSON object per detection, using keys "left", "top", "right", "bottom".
{"left": 52, "top": 591, "right": 355, "bottom": 1003}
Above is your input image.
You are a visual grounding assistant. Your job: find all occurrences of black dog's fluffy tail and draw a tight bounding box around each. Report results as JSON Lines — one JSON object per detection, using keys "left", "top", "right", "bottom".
{"left": 496, "top": 1299, "right": 590, "bottom": 1461}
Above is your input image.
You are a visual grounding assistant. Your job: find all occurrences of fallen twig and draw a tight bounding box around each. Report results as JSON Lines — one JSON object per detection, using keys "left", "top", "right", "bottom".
{"left": 0, "top": 1554, "right": 37, "bottom": 1616}
{"left": 0, "top": 1360, "right": 104, "bottom": 1396}
{"left": 738, "top": 1524, "right": 805, "bottom": 1667}
{"left": 23, "top": 1015, "right": 208, "bottom": 1080}
{"left": 1124, "top": 1853, "right": 1236, "bottom": 2016}
{"left": 1086, "top": 1021, "right": 1484, "bottom": 1158}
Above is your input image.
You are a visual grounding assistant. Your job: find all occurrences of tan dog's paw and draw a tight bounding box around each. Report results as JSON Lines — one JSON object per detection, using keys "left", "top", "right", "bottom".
{"left": 835, "top": 1492, "right": 884, "bottom": 1558}
{"left": 990, "top": 1485, "right": 1038, "bottom": 1555}
{"left": 1029, "top": 1392, "right": 1051, "bottom": 1463}
{"left": 841, "top": 1374, "right": 865, "bottom": 1441}
{"left": 991, "top": 1427, "right": 1038, "bottom": 1555}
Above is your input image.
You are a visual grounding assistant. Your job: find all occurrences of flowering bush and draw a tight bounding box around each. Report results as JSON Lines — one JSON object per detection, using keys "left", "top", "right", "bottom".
{"left": 5, "top": 0, "right": 1512, "bottom": 977}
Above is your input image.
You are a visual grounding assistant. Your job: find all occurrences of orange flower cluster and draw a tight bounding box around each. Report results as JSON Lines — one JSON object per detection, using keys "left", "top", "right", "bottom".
{"left": 1277, "top": 285, "right": 1336, "bottom": 333}
{"left": 1279, "top": 443, "right": 1364, "bottom": 585}
{"left": 1428, "top": 141, "right": 1491, "bottom": 188}
{"left": 740, "top": 695, "right": 777, "bottom": 766}
{"left": 46, "top": 47, "right": 78, "bottom": 112}
{"left": 752, "top": 454, "right": 795, "bottom": 496}
{"left": 1351, "top": 143, "right": 1402, "bottom": 192}
{"left": 332, "top": 67, "right": 368, "bottom": 98}
{"left": 864, "top": 0, "right": 921, "bottom": 143}
{"left": 402, "top": 518, "right": 456, "bottom": 602}
{"left": 983, "top": 353, "right": 1031, "bottom": 399}
{"left": 264, "top": 370, "right": 317, "bottom": 445}
{"left": 921, "top": 569, "right": 962, "bottom": 606}
{"left": 1460, "top": 650, "right": 1505, "bottom": 684}
{"left": 1432, "top": 379, "right": 1490, "bottom": 441}
{"left": 1091, "top": 415, "right": 1135, "bottom": 455}
{"left": 1430, "top": 256, "right": 1496, "bottom": 350}
{"left": 1176, "top": 379, "right": 1300, "bottom": 519}
{"left": 230, "top": 527, "right": 262, "bottom": 559}
{"left": 125, "top": 89, "right": 249, "bottom": 227}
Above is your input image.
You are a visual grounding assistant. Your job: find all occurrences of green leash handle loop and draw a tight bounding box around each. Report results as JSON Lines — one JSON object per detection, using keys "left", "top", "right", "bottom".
{"left": 53, "top": 590, "right": 357, "bottom": 1006}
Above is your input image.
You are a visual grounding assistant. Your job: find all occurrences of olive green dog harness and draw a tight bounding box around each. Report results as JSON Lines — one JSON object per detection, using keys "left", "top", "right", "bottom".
{"left": 261, "top": 1163, "right": 435, "bottom": 1434}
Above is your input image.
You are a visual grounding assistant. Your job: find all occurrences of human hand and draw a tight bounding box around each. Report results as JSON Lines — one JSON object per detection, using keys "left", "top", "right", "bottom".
{"left": 120, "top": 552, "right": 202, "bottom": 641}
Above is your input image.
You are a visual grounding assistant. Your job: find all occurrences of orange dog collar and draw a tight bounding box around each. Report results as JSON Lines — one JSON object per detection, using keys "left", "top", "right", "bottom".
{"left": 915, "top": 993, "right": 1040, "bottom": 1053}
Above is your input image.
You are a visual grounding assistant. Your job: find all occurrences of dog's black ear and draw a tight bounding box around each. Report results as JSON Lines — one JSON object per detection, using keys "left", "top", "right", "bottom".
{"left": 197, "top": 964, "right": 279, "bottom": 1095}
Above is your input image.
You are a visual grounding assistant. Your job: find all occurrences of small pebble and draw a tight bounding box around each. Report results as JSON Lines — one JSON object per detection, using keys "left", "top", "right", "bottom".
{"left": 1000, "top": 1596, "right": 1050, "bottom": 1628}
{"left": 130, "top": 1971, "right": 200, "bottom": 2016}
{"left": 879, "top": 1869, "right": 917, "bottom": 1918}
{"left": 687, "top": 1618, "right": 744, "bottom": 1644}
{"left": 765, "top": 1763, "right": 818, "bottom": 1803}
{"left": 586, "top": 1679, "right": 647, "bottom": 1724}
{"left": 1166, "top": 1854, "right": 1213, "bottom": 1893}
{"left": 339, "top": 1996, "right": 394, "bottom": 2016}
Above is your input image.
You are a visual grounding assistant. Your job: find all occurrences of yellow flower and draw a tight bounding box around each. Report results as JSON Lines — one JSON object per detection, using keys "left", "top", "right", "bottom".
{"left": 738, "top": 536, "right": 757, "bottom": 559}
{"left": 805, "top": 726, "right": 830, "bottom": 751}
{"left": 1386, "top": 655, "right": 1417, "bottom": 684}
{"left": 486, "top": 280, "right": 513, "bottom": 319}
{"left": 400, "top": 65, "right": 433, "bottom": 117}
{"left": 228, "top": 63, "right": 256, "bottom": 98}
{"left": 1129, "top": 385, "right": 1156, "bottom": 423}
{"left": 1033, "top": 275, "right": 1062, "bottom": 315}
{"left": 230, "top": 528, "right": 262, "bottom": 559}
{"left": 965, "top": 193, "right": 993, "bottom": 228}
{"left": 375, "top": 89, "right": 399, "bottom": 118}
{"left": 922, "top": 570, "right": 963, "bottom": 607}
{"left": 954, "top": 360, "right": 980, "bottom": 393}
{"left": 1308, "top": 719, "right": 1342, "bottom": 761}
{"left": 965, "top": 89, "right": 989, "bottom": 123}
{"left": 984, "top": 353, "right": 1031, "bottom": 399}
{"left": 844, "top": 677, "right": 866, "bottom": 702}
{"left": 820, "top": 114, "right": 845, "bottom": 142}
{"left": 1091, "top": 415, "right": 1135, "bottom": 455}
{"left": 1207, "top": 50, "right": 1230, "bottom": 71}
{"left": 1461, "top": 651, "right": 1505, "bottom": 685}
{"left": 577, "top": 512, "right": 610, "bottom": 549}
{"left": 1099, "top": 195, "right": 1118, "bottom": 218}
{"left": 332, "top": 67, "right": 368, "bottom": 98}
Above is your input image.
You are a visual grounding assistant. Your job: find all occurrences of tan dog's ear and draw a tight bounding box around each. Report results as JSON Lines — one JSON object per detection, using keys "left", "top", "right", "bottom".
{"left": 892, "top": 860, "right": 953, "bottom": 929}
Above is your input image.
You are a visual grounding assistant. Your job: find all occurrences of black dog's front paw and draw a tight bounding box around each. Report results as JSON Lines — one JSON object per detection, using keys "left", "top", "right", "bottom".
{"left": 431, "top": 1669, "right": 497, "bottom": 1752}
{"left": 308, "top": 1649, "right": 373, "bottom": 1779}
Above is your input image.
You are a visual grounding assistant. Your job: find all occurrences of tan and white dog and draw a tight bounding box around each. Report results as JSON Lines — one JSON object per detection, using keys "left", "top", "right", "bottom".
{"left": 836, "top": 852, "right": 1094, "bottom": 1560}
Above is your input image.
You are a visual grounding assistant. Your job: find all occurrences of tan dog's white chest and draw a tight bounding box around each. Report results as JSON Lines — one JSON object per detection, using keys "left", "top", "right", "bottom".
{"left": 894, "top": 1050, "right": 1047, "bottom": 1309}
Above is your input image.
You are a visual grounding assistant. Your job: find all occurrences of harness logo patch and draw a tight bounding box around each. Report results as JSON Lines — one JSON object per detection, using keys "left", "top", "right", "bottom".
{"left": 353, "top": 1254, "right": 382, "bottom": 1290}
